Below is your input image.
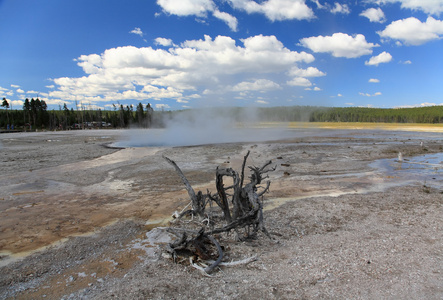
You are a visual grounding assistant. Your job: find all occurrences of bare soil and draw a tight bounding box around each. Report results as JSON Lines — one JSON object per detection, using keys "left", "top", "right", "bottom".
{"left": 0, "top": 128, "right": 442, "bottom": 299}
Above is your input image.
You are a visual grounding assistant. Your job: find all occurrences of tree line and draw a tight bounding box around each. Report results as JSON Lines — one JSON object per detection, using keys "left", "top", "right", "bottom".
{"left": 0, "top": 98, "right": 159, "bottom": 130}
{"left": 2, "top": 102, "right": 443, "bottom": 130}
{"left": 256, "top": 106, "right": 443, "bottom": 123}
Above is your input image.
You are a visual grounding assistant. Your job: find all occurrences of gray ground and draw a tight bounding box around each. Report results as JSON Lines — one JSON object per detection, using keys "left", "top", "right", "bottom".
{"left": 0, "top": 127, "right": 442, "bottom": 299}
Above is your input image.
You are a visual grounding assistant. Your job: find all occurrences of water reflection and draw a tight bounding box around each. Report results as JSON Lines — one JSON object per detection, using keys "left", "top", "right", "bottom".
{"left": 370, "top": 152, "right": 443, "bottom": 188}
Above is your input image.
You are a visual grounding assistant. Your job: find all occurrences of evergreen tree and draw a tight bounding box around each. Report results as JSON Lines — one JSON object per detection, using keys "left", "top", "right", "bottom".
{"left": 136, "top": 102, "right": 145, "bottom": 127}
{"left": 146, "top": 103, "right": 154, "bottom": 127}
{"left": 1, "top": 98, "right": 10, "bottom": 126}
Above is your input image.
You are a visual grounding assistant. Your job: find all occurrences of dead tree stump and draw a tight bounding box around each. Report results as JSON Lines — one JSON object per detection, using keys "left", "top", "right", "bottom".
{"left": 163, "top": 151, "right": 275, "bottom": 274}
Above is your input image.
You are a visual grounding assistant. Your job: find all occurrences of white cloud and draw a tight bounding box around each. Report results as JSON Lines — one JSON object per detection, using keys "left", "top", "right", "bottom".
{"left": 310, "top": 0, "right": 324, "bottom": 9}
{"left": 370, "top": 0, "right": 443, "bottom": 15}
{"left": 337, "top": 94, "right": 343, "bottom": 97}
{"left": 395, "top": 102, "right": 443, "bottom": 108}
{"left": 52, "top": 34, "right": 315, "bottom": 105}
{"left": 369, "top": 78, "right": 380, "bottom": 83}
{"left": 227, "top": 0, "right": 315, "bottom": 21}
{"left": 157, "top": 0, "right": 215, "bottom": 16}
{"left": 46, "top": 85, "right": 55, "bottom": 89}
{"left": 157, "top": 0, "right": 315, "bottom": 29}
{"left": 155, "top": 37, "right": 174, "bottom": 47}
{"left": 401, "top": 60, "right": 412, "bottom": 64}
{"left": 232, "top": 79, "right": 281, "bottom": 92}
{"left": 11, "top": 100, "right": 24, "bottom": 107}
{"left": 378, "top": 17, "right": 443, "bottom": 46}
{"left": 16, "top": 89, "right": 25, "bottom": 93}
{"left": 157, "top": 0, "right": 238, "bottom": 31}
{"left": 287, "top": 77, "right": 312, "bottom": 86}
{"left": 365, "top": 51, "right": 392, "bottom": 66}
{"left": 360, "top": 7, "right": 386, "bottom": 23}
{"left": 10, "top": 84, "right": 20, "bottom": 88}
{"left": 130, "top": 27, "right": 144, "bottom": 37}
{"left": 359, "top": 92, "right": 382, "bottom": 97}
{"left": 256, "top": 99, "right": 269, "bottom": 105}
{"left": 313, "top": 86, "right": 322, "bottom": 91}
{"left": 331, "top": 2, "right": 350, "bottom": 14}
{"left": 213, "top": 10, "right": 238, "bottom": 31}
{"left": 300, "top": 33, "right": 378, "bottom": 58}
{"left": 157, "top": 0, "right": 238, "bottom": 30}
{"left": 155, "top": 103, "right": 171, "bottom": 110}
{"left": 27, "top": 90, "right": 40, "bottom": 95}
{"left": 288, "top": 66, "right": 326, "bottom": 77}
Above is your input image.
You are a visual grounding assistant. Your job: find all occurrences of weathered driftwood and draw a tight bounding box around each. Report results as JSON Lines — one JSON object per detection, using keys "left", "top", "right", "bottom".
{"left": 163, "top": 151, "right": 274, "bottom": 274}
{"left": 166, "top": 228, "right": 223, "bottom": 274}
{"left": 163, "top": 154, "right": 206, "bottom": 218}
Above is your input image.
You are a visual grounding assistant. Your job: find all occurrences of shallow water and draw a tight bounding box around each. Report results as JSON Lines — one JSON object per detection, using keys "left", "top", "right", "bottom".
{"left": 371, "top": 152, "right": 443, "bottom": 188}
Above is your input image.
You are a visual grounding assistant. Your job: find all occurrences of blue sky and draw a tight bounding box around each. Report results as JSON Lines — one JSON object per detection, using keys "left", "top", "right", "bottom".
{"left": 1, "top": 0, "right": 443, "bottom": 111}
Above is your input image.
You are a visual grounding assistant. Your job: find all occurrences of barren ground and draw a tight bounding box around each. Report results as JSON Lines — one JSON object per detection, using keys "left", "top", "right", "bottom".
{"left": 0, "top": 127, "right": 442, "bottom": 299}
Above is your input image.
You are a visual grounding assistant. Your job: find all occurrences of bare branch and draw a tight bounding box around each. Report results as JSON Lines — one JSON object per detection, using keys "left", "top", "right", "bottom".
{"left": 204, "top": 235, "right": 223, "bottom": 274}
{"left": 257, "top": 181, "right": 271, "bottom": 197}
{"left": 207, "top": 255, "right": 258, "bottom": 267}
{"left": 240, "top": 150, "right": 250, "bottom": 188}
{"left": 163, "top": 155, "right": 197, "bottom": 205}
{"left": 163, "top": 155, "right": 205, "bottom": 217}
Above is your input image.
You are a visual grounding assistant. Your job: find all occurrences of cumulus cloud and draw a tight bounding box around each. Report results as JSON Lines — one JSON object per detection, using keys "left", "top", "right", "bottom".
{"left": 157, "top": 0, "right": 238, "bottom": 31}
{"left": 369, "top": 78, "right": 380, "bottom": 83}
{"left": 288, "top": 66, "right": 326, "bottom": 77}
{"left": 155, "top": 37, "right": 174, "bottom": 47}
{"left": 157, "top": 0, "right": 315, "bottom": 28}
{"left": 287, "top": 77, "right": 312, "bottom": 87}
{"left": 232, "top": 79, "right": 281, "bottom": 92}
{"left": 51, "top": 34, "right": 316, "bottom": 106}
{"left": 130, "top": 27, "right": 144, "bottom": 37}
{"left": 228, "top": 0, "right": 315, "bottom": 21}
{"left": 378, "top": 17, "right": 443, "bottom": 45}
{"left": 359, "top": 92, "right": 382, "bottom": 97}
{"left": 300, "top": 33, "right": 378, "bottom": 58}
{"left": 155, "top": 103, "right": 171, "bottom": 110}
{"left": 10, "top": 84, "right": 20, "bottom": 88}
{"left": 157, "top": 0, "right": 215, "bottom": 16}
{"left": 365, "top": 51, "right": 393, "bottom": 66}
{"left": 213, "top": 10, "right": 238, "bottom": 31}
{"left": 11, "top": 100, "right": 24, "bottom": 107}
{"left": 369, "top": 0, "right": 443, "bottom": 15}
{"left": 331, "top": 2, "right": 350, "bottom": 14}
{"left": 360, "top": 7, "right": 386, "bottom": 23}
{"left": 256, "top": 99, "right": 269, "bottom": 105}
{"left": 16, "top": 89, "right": 25, "bottom": 93}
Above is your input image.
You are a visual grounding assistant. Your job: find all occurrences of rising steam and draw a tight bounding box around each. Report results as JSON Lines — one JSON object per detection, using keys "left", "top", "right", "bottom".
{"left": 114, "top": 107, "right": 290, "bottom": 147}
